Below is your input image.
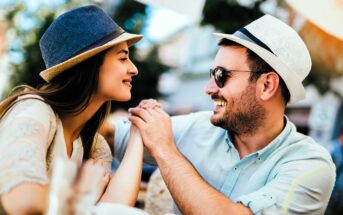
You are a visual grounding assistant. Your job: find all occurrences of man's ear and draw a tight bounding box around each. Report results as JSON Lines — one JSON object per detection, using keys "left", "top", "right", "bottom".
{"left": 257, "top": 72, "right": 280, "bottom": 102}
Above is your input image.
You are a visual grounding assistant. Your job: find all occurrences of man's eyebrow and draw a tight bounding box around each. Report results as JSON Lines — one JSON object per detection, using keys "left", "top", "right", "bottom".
{"left": 116, "top": 49, "right": 129, "bottom": 55}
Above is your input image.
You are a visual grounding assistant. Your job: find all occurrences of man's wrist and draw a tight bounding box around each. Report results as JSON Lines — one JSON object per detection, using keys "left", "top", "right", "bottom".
{"left": 151, "top": 141, "right": 181, "bottom": 164}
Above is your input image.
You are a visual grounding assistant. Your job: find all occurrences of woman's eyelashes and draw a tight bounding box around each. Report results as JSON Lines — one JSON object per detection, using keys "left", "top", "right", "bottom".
{"left": 120, "top": 57, "right": 128, "bottom": 62}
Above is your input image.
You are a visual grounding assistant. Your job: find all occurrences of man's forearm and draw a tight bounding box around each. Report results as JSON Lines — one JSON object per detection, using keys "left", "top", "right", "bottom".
{"left": 154, "top": 147, "right": 252, "bottom": 215}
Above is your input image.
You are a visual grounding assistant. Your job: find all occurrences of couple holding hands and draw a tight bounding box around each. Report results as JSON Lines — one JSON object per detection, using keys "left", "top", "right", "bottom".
{"left": 0, "top": 5, "right": 336, "bottom": 215}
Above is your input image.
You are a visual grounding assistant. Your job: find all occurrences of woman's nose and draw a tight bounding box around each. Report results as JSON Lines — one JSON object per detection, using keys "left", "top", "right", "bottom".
{"left": 128, "top": 60, "right": 138, "bottom": 76}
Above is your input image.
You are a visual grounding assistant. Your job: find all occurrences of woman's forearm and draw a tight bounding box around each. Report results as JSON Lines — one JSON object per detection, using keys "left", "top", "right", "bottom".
{"left": 100, "top": 126, "right": 143, "bottom": 206}
{"left": 1, "top": 183, "right": 49, "bottom": 214}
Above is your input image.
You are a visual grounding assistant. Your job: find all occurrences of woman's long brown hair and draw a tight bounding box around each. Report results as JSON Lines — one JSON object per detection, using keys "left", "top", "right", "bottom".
{"left": 0, "top": 51, "right": 111, "bottom": 160}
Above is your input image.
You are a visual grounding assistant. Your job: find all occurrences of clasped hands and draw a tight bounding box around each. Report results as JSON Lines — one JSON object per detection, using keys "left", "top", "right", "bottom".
{"left": 128, "top": 99, "right": 177, "bottom": 158}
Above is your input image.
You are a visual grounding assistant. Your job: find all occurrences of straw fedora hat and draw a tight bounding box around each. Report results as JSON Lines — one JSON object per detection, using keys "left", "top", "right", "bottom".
{"left": 286, "top": 0, "right": 343, "bottom": 41}
{"left": 214, "top": 15, "right": 312, "bottom": 104}
{"left": 39, "top": 5, "right": 143, "bottom": 82}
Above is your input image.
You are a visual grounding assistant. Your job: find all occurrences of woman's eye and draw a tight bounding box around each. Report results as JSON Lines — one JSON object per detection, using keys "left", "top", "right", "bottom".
{"left": 120, "top": 58, "right": 128, "bottom": 62}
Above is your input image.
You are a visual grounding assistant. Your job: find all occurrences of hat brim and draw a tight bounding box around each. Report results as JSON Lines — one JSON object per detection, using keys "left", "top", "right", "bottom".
{"left": 40, "top": 32, "right": 143, "bottom": 82}
{"left": 213, "top": 33, "right": 305, "bottom": 104}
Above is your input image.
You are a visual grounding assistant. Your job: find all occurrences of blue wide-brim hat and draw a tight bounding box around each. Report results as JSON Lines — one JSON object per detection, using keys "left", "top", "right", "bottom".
{"left": 39, "top": 5, "right": 143, "bottom": 82}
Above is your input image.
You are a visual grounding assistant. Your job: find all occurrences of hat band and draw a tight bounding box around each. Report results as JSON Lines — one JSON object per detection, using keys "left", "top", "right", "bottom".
{"left": 234, "top": 28, "right": 276, "bottom": 55}
{"left": 74, "top": 27, "right": 126, "bottom": 57}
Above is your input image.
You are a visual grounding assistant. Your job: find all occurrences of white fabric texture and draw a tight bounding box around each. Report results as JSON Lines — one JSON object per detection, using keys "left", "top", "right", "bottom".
{"left": 0, "top": 95, "right": 112, "bottom": 194}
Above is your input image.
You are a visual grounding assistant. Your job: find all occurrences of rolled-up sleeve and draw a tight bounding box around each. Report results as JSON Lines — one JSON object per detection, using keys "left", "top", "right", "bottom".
{"left": 237, "top": 158, "right": 336, "bottom": 215}
{"left": 113, "top": 119, "right": 131, "bottom": 161}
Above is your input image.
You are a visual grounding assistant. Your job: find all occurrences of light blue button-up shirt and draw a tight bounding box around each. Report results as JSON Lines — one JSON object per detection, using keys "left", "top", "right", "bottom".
{"left": 114, "top": 111, "right": 335, "bottom": 215}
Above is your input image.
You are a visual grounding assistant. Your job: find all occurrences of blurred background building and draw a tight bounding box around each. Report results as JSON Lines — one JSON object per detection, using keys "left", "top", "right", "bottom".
{"left": 0, "top": 0, "right": 342, "bottom": 214}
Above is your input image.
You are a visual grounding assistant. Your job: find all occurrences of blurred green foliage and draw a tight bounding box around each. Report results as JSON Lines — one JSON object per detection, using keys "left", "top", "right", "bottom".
{"left": 201, "top": 0, "right": 266, "bottom": 34}
{"left": 3, "top": 2, "right": 55, "bottom": 92}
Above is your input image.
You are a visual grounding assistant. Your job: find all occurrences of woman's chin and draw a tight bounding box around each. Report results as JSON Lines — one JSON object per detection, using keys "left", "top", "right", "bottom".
{"left": 115, "top": 94, "right": 131, "bottom": 102}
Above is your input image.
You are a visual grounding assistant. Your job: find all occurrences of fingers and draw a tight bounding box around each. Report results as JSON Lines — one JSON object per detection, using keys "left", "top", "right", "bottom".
{"left": 145, "top": 107, "right": 160, "bottom": 117}
{"left": 128, "top": 114, "right": 146, "bottom": 130}
{"left": 152, "top": 107, "right": 168, "bottom": 116}
{"left": 128, "top": 107, "right": 151, "bottom": 122}
{"left": 138, "top": 99, "right": 162, "bottom": 109}
{"left": 128, "top": 106, "right": 170, "bottom": 129}
{"left": 129, "top": 106, "right": 167, "bottom": 117}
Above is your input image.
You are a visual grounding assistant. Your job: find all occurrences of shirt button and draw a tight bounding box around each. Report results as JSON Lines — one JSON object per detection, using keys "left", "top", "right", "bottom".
{"left": 234, "top": 167, "right": 238, "bottom": 170}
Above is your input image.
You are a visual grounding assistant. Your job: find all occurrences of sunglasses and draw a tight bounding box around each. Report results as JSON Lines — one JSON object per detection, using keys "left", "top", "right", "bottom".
{"left": 209, "top": 66, "right": 267, "bottom": 88}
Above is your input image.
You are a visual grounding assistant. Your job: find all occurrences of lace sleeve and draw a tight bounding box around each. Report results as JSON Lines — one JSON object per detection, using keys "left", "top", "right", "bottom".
{"left": 90, "top": 133, "right": 113, "bottom": 173}
{"left": 0, "top": 99, "right": 54, "bottom": 194}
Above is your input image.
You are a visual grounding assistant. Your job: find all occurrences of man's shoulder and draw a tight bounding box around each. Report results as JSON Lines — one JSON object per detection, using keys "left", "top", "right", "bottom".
{"left": 280, "top": 127, "right": 333, "bottom": 164}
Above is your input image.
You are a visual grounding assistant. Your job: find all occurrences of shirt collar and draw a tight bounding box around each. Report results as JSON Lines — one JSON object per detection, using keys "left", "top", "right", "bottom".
{"left": 224, "top": 116, "right": 293, "bottom": 160}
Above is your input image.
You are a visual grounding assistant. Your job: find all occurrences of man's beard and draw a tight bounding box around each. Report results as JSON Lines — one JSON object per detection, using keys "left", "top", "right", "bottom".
{"left": 210, "top": 84, "right": 266, "bottom": 136}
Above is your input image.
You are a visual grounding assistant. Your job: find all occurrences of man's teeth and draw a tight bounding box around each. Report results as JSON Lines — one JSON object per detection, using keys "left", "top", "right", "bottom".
{"left": 214, "top": 101, "right": 226, "bottom": 106}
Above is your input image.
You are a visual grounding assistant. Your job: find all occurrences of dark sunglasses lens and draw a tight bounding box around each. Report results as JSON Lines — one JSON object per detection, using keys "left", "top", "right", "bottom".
{"left": 210, "top": 68, "right": 227, "bottom": 88}
{"left": 214, "top": 68, "right": 225, "bottom": 88}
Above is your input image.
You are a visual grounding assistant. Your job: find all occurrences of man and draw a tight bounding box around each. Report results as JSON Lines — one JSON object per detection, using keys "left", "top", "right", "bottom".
{"left": 114, "top": 15, "right": 335, "bottom": 214}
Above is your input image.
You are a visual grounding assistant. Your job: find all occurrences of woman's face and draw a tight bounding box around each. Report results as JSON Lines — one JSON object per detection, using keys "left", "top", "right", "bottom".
{"left": 97, "top": 42, "right": 138, "bottom": 102}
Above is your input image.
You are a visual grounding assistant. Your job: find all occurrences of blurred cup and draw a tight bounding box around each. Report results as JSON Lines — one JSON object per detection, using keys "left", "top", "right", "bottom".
{"left": 46, "top": 156, "right": 78, "bottom": 215}
{"left": 74, "top": 161, "right": 106, "bottom": 215}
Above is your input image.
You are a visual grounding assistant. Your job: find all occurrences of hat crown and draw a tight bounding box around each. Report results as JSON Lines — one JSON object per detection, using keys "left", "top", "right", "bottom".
{"left": 39, "top": 5, "right": 120, "bottom": 69}
{"left": 244, "top": 15, "right": 311, "bottom": 82}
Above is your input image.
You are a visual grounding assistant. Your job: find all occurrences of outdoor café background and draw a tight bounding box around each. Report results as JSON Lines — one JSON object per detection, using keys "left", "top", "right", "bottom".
{"left": 0, "top": 0, "right": 342, "bottom": 214}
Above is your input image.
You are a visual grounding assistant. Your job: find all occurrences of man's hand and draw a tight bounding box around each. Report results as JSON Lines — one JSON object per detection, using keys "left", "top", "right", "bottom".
{"left": 128, "top": 106, "right": 253, "bottom": 215}
{"left": 128, "top": 106, "right": 176, "bottom": 158}
{"left": 138, "top": 99, "right": 162, "bottom": 109}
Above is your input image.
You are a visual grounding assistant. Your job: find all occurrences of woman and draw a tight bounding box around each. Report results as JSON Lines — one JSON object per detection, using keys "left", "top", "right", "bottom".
{"left": 0, "top": 5, "right": 144, "bottom": 214}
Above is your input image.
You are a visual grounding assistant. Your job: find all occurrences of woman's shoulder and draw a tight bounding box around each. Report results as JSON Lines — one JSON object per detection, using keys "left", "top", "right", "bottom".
{"left": 14, "top": 94, "right": 52, "bottom": 113}
{"left": 2, "top": 94, "right": 56, "bottom": 129}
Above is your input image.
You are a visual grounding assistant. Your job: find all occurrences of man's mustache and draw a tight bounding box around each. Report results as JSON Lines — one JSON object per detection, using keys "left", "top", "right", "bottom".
{"left": 211, "top": 95, "right": 226, "bottom": 102}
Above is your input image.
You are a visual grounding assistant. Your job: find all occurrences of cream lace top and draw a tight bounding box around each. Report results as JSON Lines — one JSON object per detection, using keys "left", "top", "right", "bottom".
{"left": 0, "top": 95, "right": 112, "bottom": 194}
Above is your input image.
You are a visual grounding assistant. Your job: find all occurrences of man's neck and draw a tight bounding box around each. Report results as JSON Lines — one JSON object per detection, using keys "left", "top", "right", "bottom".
{"left": 232, "top": 114, "right": 285, "bottom": 159}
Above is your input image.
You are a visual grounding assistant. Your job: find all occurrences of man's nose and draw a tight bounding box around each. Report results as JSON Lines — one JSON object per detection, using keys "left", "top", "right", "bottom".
{"left": 204, "top": 77, "right": 219, "bottom": 95}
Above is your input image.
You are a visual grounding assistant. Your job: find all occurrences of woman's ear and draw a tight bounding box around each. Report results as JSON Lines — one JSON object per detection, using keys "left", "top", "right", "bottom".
{"left": 258, "top": 72, "right": 280, "bottom": 102}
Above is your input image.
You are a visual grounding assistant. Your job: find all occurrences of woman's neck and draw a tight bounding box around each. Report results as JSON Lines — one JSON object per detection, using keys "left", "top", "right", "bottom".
{"left": 61, "top": 96, "right": 104, "bottom": 143}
